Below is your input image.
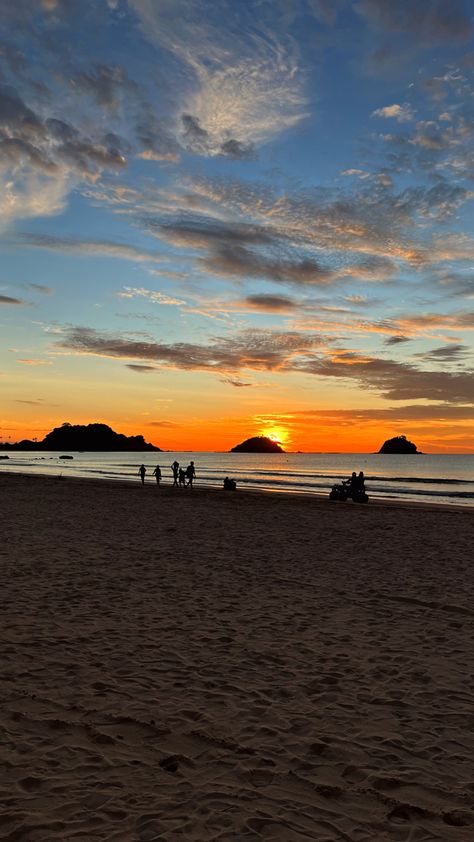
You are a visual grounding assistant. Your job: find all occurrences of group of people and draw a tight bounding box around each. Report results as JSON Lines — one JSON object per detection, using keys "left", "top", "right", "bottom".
{"left": 344, "top": 471, "right": 365, "bottom": 494}
{"left": 137, "top": 460, "right": 196, "bottom": 488}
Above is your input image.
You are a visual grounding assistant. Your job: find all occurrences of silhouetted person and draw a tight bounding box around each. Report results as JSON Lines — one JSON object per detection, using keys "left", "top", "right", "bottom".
{"left": 152, "top": 465, "right": 162, "bottom": 485}
{"left": 138, "top": 464, "right": 146, "bottom": 485}
{"left": 224, "top": 476, "right": 236, "bottom": 490}
{"left": 171, "top": 460, "right": 179, "bottom": 487}
{"left": 357, "top": 471, "right": 365, "bottom": 492}
{"left": 178, "top": 467, "right": 186, "bottom": 487}
{"left": 343, "top": 471, "right": 357, "bottom": 494}
{"left": 186, "top": 460, "right": 196, "bottom": 488}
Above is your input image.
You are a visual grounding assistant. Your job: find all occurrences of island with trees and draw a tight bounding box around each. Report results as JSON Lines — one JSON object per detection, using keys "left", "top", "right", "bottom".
{"left": 378, "top": 435, "right": 420, "bottom": 454}
{"left": 0, "top": 422, "right": 161, "bottom": 452}
{"left": 230, "top": 436, "right": 285, "bottom": 453}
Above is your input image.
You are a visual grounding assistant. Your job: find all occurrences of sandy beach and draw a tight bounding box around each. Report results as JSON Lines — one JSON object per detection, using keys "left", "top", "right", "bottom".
{"left": 1, "top": 472, "right": 474, "bottom": 841}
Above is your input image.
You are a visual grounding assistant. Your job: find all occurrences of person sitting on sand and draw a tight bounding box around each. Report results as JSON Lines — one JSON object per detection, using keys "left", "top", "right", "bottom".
{"left": 223, "top": 477, "right": 236, "bottom": 491}
{"left": 178, "top": 467, "right": 186, "bottom": 487}
{"left": 171, "top": 460, "right": 179, "bottom": 487}
{"left": 357, "top": 471, "right": 365, "bottom": 492}
{"left": 185, "top": 460, "right": 196, "bottom": 489}
{"left": 138, "top": 464, "right": 146, "bottom": 485}
{"left": 152, "top": 465, "right": 162, "bottom": 486}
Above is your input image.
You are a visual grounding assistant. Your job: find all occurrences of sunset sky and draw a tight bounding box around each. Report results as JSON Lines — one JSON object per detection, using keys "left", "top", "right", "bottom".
{"left": 1, "top": 0, "right": 474, "bottom": 452}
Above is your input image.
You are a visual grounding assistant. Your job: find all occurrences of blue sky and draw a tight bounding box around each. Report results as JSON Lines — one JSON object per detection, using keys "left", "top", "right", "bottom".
{"left": 1, "top": 0, "right": 474, "bottom": 451}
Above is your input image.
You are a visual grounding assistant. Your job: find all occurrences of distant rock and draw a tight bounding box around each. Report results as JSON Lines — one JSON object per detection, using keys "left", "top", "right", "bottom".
{"left": 230, "top": 436, "right": 285, "bottom": 453}
{"left": 0, "top": 422, "right": 161, "bottom": 452}
{"left": 59, "top": 454, "right": 74, "bottom": 460}
{"left": 378, "top": 435, "right": 420, "bottom": 454}
{"left": 0, "top": 454, "right": 9, "bottom": 459}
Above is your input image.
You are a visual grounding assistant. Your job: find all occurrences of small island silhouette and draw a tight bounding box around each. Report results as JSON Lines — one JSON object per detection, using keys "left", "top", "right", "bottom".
{"left": 378, "top": 435, "right": 420, "bottom": 454}
{"left": 0, "top": 422, "right": 161, "bottom": 452}
{"left": 231, "top": 436, "right": 285, "bottom": 453}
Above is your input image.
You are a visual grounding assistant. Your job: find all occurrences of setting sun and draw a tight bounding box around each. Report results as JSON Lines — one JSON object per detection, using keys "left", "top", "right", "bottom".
{"left": 259, "top": 426, "right": 292, "bottom": 447}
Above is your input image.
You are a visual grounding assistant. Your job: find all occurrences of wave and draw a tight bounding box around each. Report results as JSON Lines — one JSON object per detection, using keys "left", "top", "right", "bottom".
{"left": 192, "top": 468, "right": 474, "bottom": 486}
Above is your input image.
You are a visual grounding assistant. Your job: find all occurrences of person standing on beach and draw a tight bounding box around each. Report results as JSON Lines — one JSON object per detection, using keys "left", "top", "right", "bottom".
{"left": 138, "top": 464, "right": 146, "bottom": 485}
{"left": 171, "top": 460, "right": 179, "bottom": 487}
{"left": 186, "top": 460, "right": 196, "bottom": 489}
{"left": 152, "top": 465, "right": 162, "bottom": 486}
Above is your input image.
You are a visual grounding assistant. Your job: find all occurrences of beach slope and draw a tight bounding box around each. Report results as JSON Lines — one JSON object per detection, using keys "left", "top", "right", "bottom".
{"left": 1, "top": 474, "right": 474, "bottom": 840}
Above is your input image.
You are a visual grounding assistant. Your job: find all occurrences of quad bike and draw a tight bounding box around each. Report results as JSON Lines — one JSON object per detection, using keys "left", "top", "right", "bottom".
{"left": 329, "top": 481, "right": 369, "bottom": 503}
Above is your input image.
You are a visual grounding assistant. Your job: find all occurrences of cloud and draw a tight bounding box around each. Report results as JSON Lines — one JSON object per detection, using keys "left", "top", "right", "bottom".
{"left": 146, "top": 215, "right": 337, "bottom": 287}
{"left": 0, "top": 294, "right": 25, "bottom": 304}
{"left": 126, "top": 364, "right": 158, "bottom": 373}
{"left": 53, "top": 324, "right": 474, "bottom": 403}
{"left": 385, "top": 335, "right": 410, "bottom": 345}
{"left": 146, "top": 419, "right": 179, "bottom": 426}
{"left": 129, "top": 0, "right": 308, "bottom": 156}
{"left": 137, "top": 149, "right": 179, "bottom": 163}
{"left": 17, "top": 358, "right": 52, "bottom": 365}
{"left": 69, "top": 64, "right": 138, "bottom": 112}
{"left": 182, "top": 176, "right": 454, "bottom": 267}
{"left": 372, "top": 103, "right": 415, "bottom": 122}
{"left": 86, "top": 172, "right": 473, "bottom": 296}
{"left": 220, "top": 377, "right": 254, "bottom": 387}
{"left": 355, "top": 0, "right": 472, "bottom": 44}
{"left": 0, "top": 85, "right": 127, "bottom": 225}
{"left": 293, "top": 403, "right": 474, "bottom": 422}
{"left": 201, "top": 244, "right": 333, "bottom": 287}
{"left": 117, "top": 287, "right": 186, "bottom": 306}
{"left": 298, "top": 354, "right": 474, "bottom": 402}
{"left": 341, "top": 168, "right": 368, "bottom": 177}
{"left": 15, "top": 233, "right": 167, "bottom": 263}
{"left": 414, "top": 343, "right": 470, "bottom": 361}
{"left": 0, "top": 168, "right": 70, "bottom": 228}
{"left": 25, "top": 283, "right": 52, "bottom": 294}
{"left": 243, "top": 294, "right": 298, "bottom": 312}
{"left": 54, "top": 325, "right": 324, "bottom": 373}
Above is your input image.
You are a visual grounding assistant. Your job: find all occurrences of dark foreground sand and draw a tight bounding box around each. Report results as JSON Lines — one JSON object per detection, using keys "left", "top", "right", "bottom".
{"left": 1, "top": 473, "right": 474, "bottom": 841}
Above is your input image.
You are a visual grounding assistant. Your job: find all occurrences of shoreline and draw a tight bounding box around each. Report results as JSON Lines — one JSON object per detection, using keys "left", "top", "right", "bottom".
{"left": 0, "top": 468, "right": 472, "bottom": 513}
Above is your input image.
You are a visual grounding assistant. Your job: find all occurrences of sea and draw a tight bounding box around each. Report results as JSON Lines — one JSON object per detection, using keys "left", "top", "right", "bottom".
{"left": 1, "top": 451, "right": 474, "bottom": 508}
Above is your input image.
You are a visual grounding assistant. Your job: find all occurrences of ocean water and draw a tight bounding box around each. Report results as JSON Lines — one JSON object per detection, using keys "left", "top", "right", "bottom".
{"left": 1, "top": 451, "right": 474, "bottom": 507}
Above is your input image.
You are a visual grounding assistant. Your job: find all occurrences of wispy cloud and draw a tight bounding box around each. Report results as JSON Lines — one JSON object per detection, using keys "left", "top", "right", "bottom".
{"left": 146, "top": 419, "right": 180, "bottom": 427}
{"left": 117, "top": 287, "right": 186, "bottom": 306}
{"left": 24, "top": 283, "right": 52, "bottom": 294}
{"left": 0, "top": 294, "right": 25, "bottom": 305}
{"left": 129, "top": 0, "right": 308, "bottom": 155}
{"left": 15, "top": 233, "right": 167, "bottom": 264}
{"left": 17, "top": 358, "right": 52, "bottom": 365}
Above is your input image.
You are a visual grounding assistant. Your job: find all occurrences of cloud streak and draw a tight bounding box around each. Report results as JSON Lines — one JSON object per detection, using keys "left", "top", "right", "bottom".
{"left": 0, "top": 294, "right": 25, "bottom": 305}
{"left": 54, "top": 324, "right": 474, "bottom": 404}
{"left": 15, "top": 233, "right": 168, "bottom": 264}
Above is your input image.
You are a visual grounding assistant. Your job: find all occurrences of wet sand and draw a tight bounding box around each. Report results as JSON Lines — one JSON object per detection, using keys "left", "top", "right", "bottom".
{"left": 1, "top": 472, "right": 474, "bottom": 841}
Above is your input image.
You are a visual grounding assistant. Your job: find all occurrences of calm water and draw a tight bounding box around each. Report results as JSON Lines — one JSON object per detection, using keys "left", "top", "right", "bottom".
{"left": 1, "top": 451, "right": 474, "bottom": 507}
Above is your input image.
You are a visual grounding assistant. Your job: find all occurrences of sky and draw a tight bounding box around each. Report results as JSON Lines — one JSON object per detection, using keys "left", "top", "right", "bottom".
{"left": 1, "top": 0, "right": 474, "bottom": 452}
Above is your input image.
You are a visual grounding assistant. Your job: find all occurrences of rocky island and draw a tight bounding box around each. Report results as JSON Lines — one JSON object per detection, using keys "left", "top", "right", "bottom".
{"left": 230, "top": 436, "right": 285, "bottom": 453}
{"left": 378, "top": 435, "right": 420, "bottom": 454}
{"left": 0, "top": 422, "right": 161, "bottom": 452}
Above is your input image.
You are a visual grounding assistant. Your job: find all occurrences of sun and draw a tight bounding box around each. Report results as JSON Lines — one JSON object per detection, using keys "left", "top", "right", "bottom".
{"left": 260, "top": 425, "right": 291, "bottom": 446}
